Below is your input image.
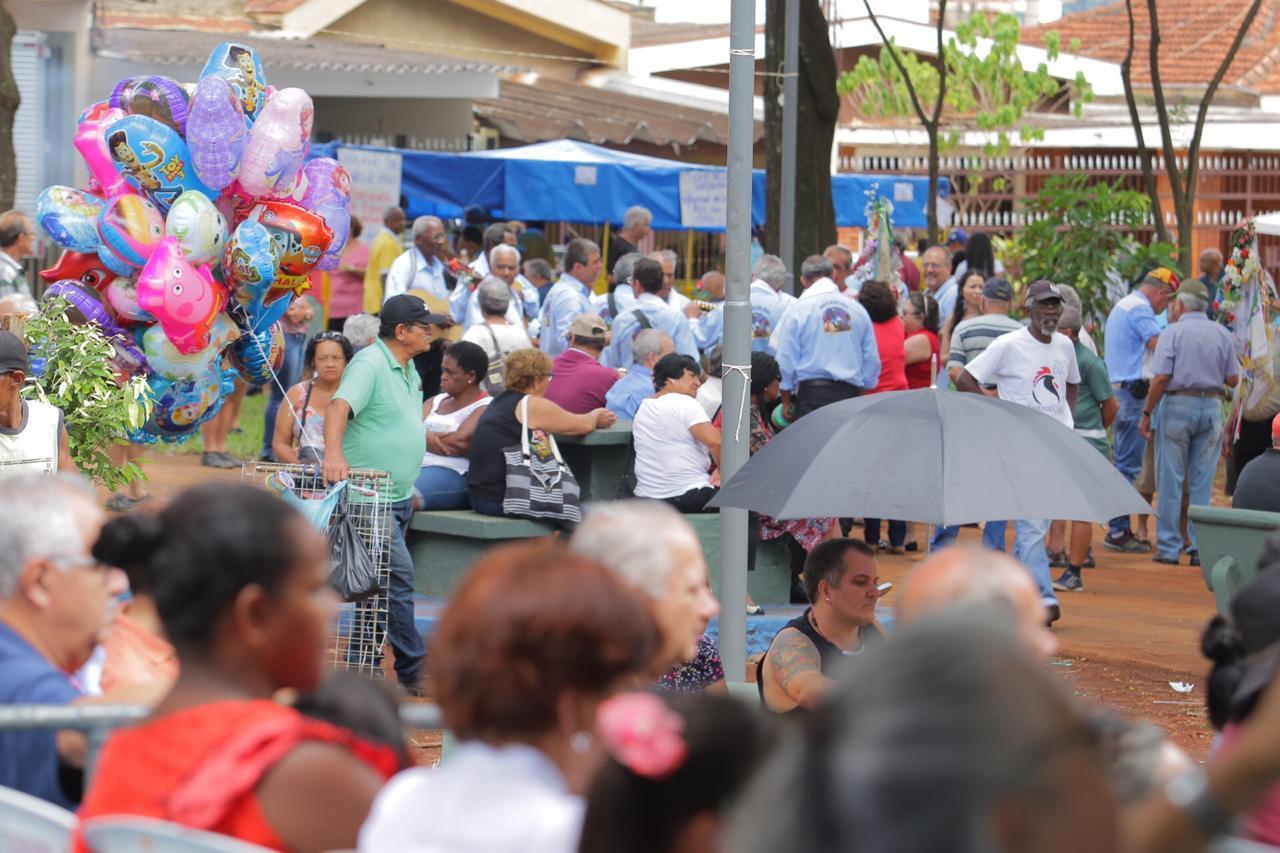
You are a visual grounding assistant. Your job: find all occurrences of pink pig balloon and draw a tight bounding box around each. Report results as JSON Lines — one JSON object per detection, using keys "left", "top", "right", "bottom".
{"left": 135, "top": 237, "right": 228, "bottom": 355}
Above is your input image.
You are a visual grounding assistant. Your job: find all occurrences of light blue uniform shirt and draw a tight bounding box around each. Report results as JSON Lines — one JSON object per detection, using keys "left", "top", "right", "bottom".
{"left": 692, "top": 301, "right": 724, "bottom": 353}
{"left": 539, "top": 273, "right": 593, "bottom": 357}
{"left": 383, "top": 248, "right": 447, "bottom": 301}
{"left": 934, "top": 277, "right": 958, "bottom": 323}
{"left": 449, "top": 279, "right": 535, "bottom": 330}
{"left": 603, "top": 292, "right": 699, "bottom": 369}
{"left": 605, "top": 365, "right": 653, "bottom": 420}
{"left": 1151, "top": 312, "right": 1238, "bottom": 390}
{"left": 591, "top": 286, "right": 638, "bottom": 328}
{"left": 750, "top": 280, "right": 791, "bottom": 355}
{"left": 772, "top": 279, "right": 881, "bottom": 392}
{"left": 1104, "top": 290, "right": 1161, "bottom": 382}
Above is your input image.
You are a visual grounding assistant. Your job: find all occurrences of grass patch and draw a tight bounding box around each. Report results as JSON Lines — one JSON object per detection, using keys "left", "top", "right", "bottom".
{"left": 168, "top": 388, "right": 271, "bottom": 460}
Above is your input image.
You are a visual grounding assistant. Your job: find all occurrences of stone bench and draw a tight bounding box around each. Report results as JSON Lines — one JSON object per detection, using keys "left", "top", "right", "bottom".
{"left": 1188, "top": 504, "right": 1280, "bottom": 613}
{"left": 554, "top": 422, "right": 632, "bottom": 503}
{"left": 408, "top": 509, "right": 795, "bottom": 605}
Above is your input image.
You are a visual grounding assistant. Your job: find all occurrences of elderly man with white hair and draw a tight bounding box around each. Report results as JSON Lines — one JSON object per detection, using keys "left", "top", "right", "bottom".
{"left": 0, "top": 474, "right": 134, "bottom": 808}
{"left": 749, "top": 254, "right": 794, "bottom": 355}
{"left": 571, "top": 500, "right": 722, "bottom": 688}
{"left": 451, "top": 244, "right": 537, "bottom": 329}
{"left": 460, "top": 277, "right": 533, "bottom": 368}
{"left": 604, "top": 328, "right": 674, "bottom": 420}
{"left": 609, "top": 205, "right": 652, "bottom": 269}
{"left": 384, "top": 215, "right": 449, "bottom": 301}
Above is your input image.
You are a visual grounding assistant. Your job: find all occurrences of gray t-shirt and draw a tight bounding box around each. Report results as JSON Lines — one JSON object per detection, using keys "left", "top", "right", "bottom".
{"left": 947, "top": 313, "right": 1024, "bottom": 370}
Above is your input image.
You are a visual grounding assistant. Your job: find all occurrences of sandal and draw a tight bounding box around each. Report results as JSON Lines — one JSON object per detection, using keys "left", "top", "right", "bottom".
{"left": 106, "top": 493, "right": 151, "bottom": 512}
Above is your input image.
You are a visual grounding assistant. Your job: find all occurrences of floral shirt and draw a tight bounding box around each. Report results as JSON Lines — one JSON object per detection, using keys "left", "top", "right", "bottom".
{"left": 655, "top": 633, "right": 724, "bottom": 694}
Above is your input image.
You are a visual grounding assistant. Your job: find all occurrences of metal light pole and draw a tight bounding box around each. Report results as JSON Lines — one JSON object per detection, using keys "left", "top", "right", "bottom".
{"left": 779, "top": 0, "right": 800, "bottom": 295}
{"left": 719, "top": 0, "right": 756, "bottom": 683}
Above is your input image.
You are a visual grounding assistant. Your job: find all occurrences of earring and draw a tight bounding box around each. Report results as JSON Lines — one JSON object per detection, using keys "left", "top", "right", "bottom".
{"left": 569, "top": 730, "right": 592, "bottom": 754}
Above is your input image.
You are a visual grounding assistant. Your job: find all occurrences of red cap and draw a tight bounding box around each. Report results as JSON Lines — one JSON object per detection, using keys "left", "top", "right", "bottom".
{"left": 1271, "top": 412, "right": 1280, "bottom": 440}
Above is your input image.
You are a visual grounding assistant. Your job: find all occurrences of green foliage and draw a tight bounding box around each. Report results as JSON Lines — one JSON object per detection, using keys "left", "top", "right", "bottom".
{"left": 837, "top": 12, "right": 1095, "bottom": 161}
{"left": 22, "top": 299, "right": 152, "bottom": 489}
{"left": 1008, "top": 175, "right": 1179, "bottom": 332}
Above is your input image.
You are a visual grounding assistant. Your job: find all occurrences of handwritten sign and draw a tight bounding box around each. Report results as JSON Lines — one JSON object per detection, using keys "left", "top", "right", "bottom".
{"left": 337, "top": 147, "right": 403, "bottom": 243}
{"left": 679, "top": 170, "right": 727, "bottom": 229}
{"left": 574, "top": 165, "right": 598, "bottom": 186}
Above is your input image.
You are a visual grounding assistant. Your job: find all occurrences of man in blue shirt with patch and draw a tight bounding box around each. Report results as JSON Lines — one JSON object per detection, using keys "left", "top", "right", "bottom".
{"left": 0, "top": 474, "right": 130, "bottom": 808}
{"left": 605, "top": 329, "right": 674, "bottom": 420}
{"left": 749, "top": 254, "right": 794, "bottom": 356}
{"left": 1102, "top": 267, "right": 1176, "bottom": 553}
{"left": 539, "top": 238, "right": 601, "bottom": 357}
{"left": 772, "top": 254, "right": 881, "bottom": 420}
{"left": 603, "top": 257, "right": 699, "bottom": 368}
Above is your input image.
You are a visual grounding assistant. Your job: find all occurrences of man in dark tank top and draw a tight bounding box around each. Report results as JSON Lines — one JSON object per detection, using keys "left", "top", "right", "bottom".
{"left": 757, "top": 539, "right": 884, "bottom": 715}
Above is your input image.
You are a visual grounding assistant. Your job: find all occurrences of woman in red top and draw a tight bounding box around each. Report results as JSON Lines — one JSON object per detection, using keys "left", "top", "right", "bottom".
{"left": 857, "top": 280, "right": 910, "bottom": 551}
{"left": 903, "top": 291, "right": 941, "bottom": 390}
{"left": 76, "top": 484, "right": 400, "bottom": 852}
{"left": 327, "top": 216, "right": 368, "bottom": 331}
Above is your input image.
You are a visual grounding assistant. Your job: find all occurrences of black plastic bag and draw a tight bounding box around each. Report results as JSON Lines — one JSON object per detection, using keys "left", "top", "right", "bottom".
{"left": 327, "top": 501, "right": 379, "bottom": 601}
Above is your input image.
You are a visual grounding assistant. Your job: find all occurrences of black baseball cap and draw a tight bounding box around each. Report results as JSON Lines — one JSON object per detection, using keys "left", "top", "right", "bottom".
{"left": 982, "top": 277, "right": 1014, "bottom": 301}
{"left": 0, "top": 330, "right": 28, "bottom": 373}
{"left": 1024, "top": 279, "right": 1063, "bottom": 305}
{"left": 381, "top": 294, "right": 452, "bottom": 328}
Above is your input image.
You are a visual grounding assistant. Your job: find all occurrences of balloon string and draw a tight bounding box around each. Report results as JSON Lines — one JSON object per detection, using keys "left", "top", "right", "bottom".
{"left": 248, "top": 322, "right": 323, "bottom": 452}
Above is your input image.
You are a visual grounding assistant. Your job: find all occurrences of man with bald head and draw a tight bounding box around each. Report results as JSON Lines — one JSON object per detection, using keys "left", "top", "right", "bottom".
{"left": 1198, "top": 247, "right": 1224, "bottom": 319}
{"left": 899, "top": 545, "right": 1058, "bottom": 659}
{"left": 920, "top": 245, "right": 958, "bottom": 322}
{"left": 823, "top": 244, "right": 854, "bottom": 292}
{"left": 691, "top": 270, "right": 726, "bottom": 353}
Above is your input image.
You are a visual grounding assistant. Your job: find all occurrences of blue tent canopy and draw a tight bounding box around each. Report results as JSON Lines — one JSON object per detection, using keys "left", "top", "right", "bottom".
{"left": 310, "top": 139, "right": 947, "bottom": 230}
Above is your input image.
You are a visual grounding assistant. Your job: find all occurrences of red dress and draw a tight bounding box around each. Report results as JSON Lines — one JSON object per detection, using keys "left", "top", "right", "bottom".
{"left": 74, "top": 699, "right": 400, "bottom": 852}
{"left": 904, "top": 329, "right": 941, "bottom": 390}
{"left": 870, "top": 318, "right": 909, "bottom": 394}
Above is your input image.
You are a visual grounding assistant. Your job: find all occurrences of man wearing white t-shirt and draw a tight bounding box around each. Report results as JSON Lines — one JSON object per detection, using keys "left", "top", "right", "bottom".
{"left": 956, "top": 280, "right": 1080, "bottom": 626}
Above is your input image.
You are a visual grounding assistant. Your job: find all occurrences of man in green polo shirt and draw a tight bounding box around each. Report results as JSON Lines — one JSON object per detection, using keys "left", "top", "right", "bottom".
{"left": 324, "top": 294, "right": 450, "bottom": 693}
{"left": 1052, "top": 306, "right": 1118, "bottom": 594}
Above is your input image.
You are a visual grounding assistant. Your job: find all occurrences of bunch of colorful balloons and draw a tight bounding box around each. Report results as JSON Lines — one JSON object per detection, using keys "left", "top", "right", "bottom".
{"left": 33, "top": 42, "right": 350, "bottom": 443}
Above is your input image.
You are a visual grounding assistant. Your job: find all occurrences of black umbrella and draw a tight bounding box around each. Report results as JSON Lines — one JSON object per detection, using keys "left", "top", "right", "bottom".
{"left": 709, "top": 388, "right": 1150, "bottom": 525}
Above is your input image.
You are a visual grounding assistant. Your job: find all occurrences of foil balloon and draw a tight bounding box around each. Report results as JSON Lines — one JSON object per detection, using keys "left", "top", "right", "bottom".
{"left": 139, "top": 366, "right": 234, "bottom": 441}
{"left": 298, "top": 158, "right": 351, "bottom": 271}
{"left": 228, "top": 321, "right": 284, "bottom": 386}
{"left": 141, "top": 313, "right": 239, "bottom": 381}
{"left": 35, "top": 186, "right": 105, "bottom": 253}
{"left": 42, "top": 280, "right": 124, "bottom": 336}
{"left": 248, "top": 199, "right": 332, "bottom": 278}
{"left": 104, "top": 277, "right": 152, "bottom": 323}
{"left": 98, "top": 194, "right": 165, "bottom": 270}
{"left": 40, "top": 250, "right": 117, "bottom": 292}
{"left": 107, "top": 337, "right": 147, "bottom": 385}
{"left": 165, "top": 191, "right": 228, "bottom": 265}
{"left": 105, "top": 114, "right": 215, "bottom": 212}
{"left": 74, "top": 103, "right": 135, "bottom": 199}
{"left": 237, "top": 88, "right": 313, "bottom": 199}
{"left": 223, "top": 218, "right": 278, "bottom": 307}
{"left": 135, "top": 237, "right": 228, "bottom": 354}
{"left": 185, "top": 75, "right": 249, "bottom": 191}
{"left": 109, "top": 76, "right": 191, "bottom": 135}
{"left": 199, "top": 43, "right": 268, "bottom": 123}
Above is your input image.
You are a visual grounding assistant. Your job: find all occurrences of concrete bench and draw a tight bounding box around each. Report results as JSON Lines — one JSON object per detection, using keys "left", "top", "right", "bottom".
{"left": 555, "top": 422, "right": 632, "bottom": 503}
{"left": 1188, "top": 504, "right": 1280, "bottom": 613}
{"left": 408, "top": 509, "right": 795, "bottom": 605}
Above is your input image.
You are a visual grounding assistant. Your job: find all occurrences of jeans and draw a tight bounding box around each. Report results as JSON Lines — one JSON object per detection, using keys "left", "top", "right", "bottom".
{"left": 351, "top": 498, "right": 423, "bottom": 686}
{"left": 929, "top": 521, "right": 1008, "bottom": 551}
{"left": 470, "top": 493, "right": 505, "bottom": 517}
{"left": 1154, "top": 396, "right": 1222, "bottom": 559}
{"left": 414, "top": 465, "right": 470, "bottom": 510}
{"left": 1108, "top": 385, "right": 1146, "bottom": 538}
{"left": 863, "top": 518, "right": 907, "bottom": 548}
{"left": 1013, "top": 518, "right": 1057, "bottom": 606}
{"left": 261, "top": 331, "right": 307, "bottom": 459}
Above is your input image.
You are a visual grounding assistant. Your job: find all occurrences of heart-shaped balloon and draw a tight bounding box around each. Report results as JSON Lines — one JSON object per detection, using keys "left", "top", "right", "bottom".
{"left": 165, "top": 191, "right": 228, "bottom": 265}
{"left": 135, "top": 237, "right": 228, "bottom": 354}
{"left": 40, "top": 250, "right": 118, "bottom": 293}
{"left": 36, "top": 186, "right": 105, "bottom": 253}
{"left": 110, "top": 76, "right": 191, "bottom": 135}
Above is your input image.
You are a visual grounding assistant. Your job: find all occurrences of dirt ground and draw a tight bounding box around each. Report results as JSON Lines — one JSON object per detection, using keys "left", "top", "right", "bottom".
{"left": 126, "top": 451, "right": 1223, "bottom": 762}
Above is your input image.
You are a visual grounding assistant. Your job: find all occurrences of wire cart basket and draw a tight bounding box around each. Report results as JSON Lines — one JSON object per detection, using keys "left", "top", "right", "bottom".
{"left": 241, "top": 462, "right": 394, "bottom": 677}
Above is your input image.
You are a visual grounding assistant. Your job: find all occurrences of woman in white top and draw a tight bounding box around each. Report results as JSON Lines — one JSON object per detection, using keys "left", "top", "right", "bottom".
{"left": 461, "top": 276, "right": 533, "bottom": 366}
{"left": 414, "top": 341, "right": 491, "bottom": 510}
{"left": 359, "top": 542, "right": 661, "bottom": 853}
{"left": 632, "top": 353, "right": 723, "bottom": 512}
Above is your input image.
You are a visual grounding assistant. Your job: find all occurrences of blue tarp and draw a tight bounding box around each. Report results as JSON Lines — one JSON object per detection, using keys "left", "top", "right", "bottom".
{"left": 310, "top": 139, "right": 947, "bottom": 230}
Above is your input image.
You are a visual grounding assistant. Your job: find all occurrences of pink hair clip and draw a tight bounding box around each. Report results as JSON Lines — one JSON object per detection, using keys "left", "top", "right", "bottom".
{"left": 596, "top": 692, "right": 688, "bottom": 780}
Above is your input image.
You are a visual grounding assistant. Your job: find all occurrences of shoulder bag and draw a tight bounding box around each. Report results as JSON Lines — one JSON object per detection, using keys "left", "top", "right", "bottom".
{"left": 502, "top": 395, "right": 582, "bottom": 523}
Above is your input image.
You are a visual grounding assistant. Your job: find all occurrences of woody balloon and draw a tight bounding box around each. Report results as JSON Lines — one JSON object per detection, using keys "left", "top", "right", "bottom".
{"left": 34, "top": 42, "right": 349, "bottom": 443}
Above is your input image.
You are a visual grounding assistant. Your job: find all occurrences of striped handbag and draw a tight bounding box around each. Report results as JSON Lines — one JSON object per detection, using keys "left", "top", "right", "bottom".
{"left": 502, "top": 395, "right": 582, "bottom": 523}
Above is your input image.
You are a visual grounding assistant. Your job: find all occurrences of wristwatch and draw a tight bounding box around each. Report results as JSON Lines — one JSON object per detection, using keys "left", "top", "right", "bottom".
{"left": 1164, "top": 767, "right": 1233, "bottom": 838}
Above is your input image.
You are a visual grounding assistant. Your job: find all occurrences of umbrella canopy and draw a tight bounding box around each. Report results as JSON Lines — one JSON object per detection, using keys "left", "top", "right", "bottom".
{"left": 709, "top": 388, "right": 1151, "bottom": 525}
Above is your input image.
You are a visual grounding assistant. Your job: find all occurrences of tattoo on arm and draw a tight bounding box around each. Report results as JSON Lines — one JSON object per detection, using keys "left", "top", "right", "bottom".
{"left": 771, "top": 629, "right": 822, "bottom": 695}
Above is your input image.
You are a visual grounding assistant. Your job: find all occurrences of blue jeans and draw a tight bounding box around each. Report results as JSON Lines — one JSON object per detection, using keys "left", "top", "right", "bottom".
{"left": 351, "top": 498, "right": 423, "bottom": 686}
{"left": 414, "top": 465, "right": 470, "bottom": 510}
{"left": 1154, "top": 396, "right": 1222, "bottom": 559}
{"left": 1108, "top": 385, "right": 1146, "bottom": 538}
{"left": 1013, "top": 518, "right": 1057, "bottom": 606}
{"left": 470, "top": 493, "right": 505, "bottom": 517}
{"left": 929, "top": 521, "right": 1008, "bottom": 551}
{"left": 261, "top": 332, "right": 307, "bottom": 459}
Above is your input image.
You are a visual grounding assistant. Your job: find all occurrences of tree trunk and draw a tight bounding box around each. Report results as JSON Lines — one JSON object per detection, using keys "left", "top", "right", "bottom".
{"left": 0, "top": 3, "right": 20, "bottom": 211}
{"left": 926, "top": 126, "right": 939, "bottom": 245}
{"left": 765, "top": 0, "right": 838, "bottom": 276}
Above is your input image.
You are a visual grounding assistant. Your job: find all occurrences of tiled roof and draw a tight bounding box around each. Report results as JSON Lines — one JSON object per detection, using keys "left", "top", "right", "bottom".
{"left": 1023, "top": 0, "right": 1280, "bottom": 93}
{"left": 93, "top": 27, "right": 514, "bottom": 76}
{"left": 630, "top": 18, "right": 733, "bottom": 48}
{"left": 474, "top": 77, "right": 762, "bottom": 148}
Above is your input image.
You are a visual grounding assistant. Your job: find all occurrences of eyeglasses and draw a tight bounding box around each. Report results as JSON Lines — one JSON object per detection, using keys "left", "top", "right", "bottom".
{"left": 312, "top": 331, "right": 346, "bottom": 343}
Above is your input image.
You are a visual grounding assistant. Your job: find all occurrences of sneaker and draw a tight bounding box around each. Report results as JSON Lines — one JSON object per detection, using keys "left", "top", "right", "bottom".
{"left": 1045, "top": 603, "right": 1061, "bottom": 626}
{"left": 1188, "top": 550, "right": 1201, "bottom": 567}
{"left": 215, "top": 452, "right": 241, "bottom": 470}
{"left": 1103, "top": 532, "right": 1150, "bottom": 553}
{"left": 1053, "top": 570, "right": 1084, "bottom": 592}
{"left": 1083, "top": 549, "right": 1096, "bottom": 569}
{"left": 1047, "top": 549, "right": 1069, "bottom": 568}
{"left": 200, "top": 451, "right": 221, "bottom": 468}
{"left": 1152, "top": 553, "right": 1180, "bottom": 565}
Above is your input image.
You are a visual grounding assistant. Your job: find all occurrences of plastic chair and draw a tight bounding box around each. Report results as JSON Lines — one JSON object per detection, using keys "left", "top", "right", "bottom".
{"left": 0, "top": 784, "right": 75, "bottom": 852}
{"left": 81, "top": 816, "right": 275, "bottom": 852}
{"left": 1188, "top": 505, "right": 1280, "bottom": 613}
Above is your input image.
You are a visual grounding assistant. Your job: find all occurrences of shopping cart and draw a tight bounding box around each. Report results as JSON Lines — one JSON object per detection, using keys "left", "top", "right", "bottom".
{"left": 241, "top": 462, "right": 393, "bottom": 677}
